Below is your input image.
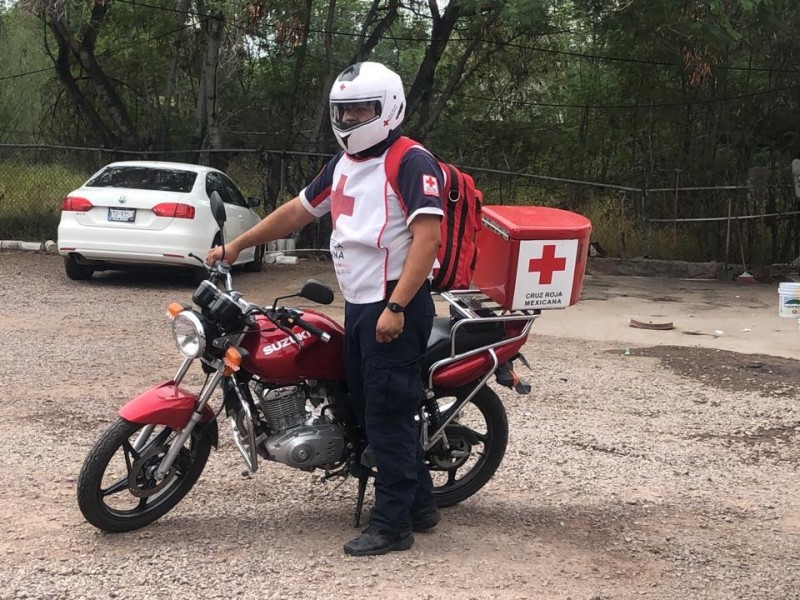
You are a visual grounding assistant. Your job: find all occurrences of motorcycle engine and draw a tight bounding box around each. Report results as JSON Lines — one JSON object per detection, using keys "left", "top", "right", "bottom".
{"left": 254, "top": 384, "right": 345, "bottom": 470}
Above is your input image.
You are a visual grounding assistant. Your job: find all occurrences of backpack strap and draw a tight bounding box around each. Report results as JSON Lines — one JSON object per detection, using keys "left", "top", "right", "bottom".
{"left": 432, "top": 163, "right": 466, "bottom": 291}
{"left": 384, "top": 135, "right": 422, "bottom": 200}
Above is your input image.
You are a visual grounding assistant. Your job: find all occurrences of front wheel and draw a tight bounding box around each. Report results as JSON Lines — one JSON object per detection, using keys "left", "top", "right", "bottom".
{"left": 426, "top": 384, "right": 508, "bottom": 508}
{"left": 77, "top": 418, "right": 212, "bottom": 532}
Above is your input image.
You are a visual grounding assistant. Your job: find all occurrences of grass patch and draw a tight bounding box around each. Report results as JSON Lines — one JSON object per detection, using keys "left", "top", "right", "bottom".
{"left": 0, "top": 161, "right": 87, "bottom": 241}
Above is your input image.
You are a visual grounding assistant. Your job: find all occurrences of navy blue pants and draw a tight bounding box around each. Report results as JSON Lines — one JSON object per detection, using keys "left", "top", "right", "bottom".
{"left": 343, "top": 281, "right": 436, "bottom": 534}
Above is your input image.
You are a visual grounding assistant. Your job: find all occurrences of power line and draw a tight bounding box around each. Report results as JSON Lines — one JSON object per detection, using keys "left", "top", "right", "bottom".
{"left": 303, "top": 49, "right": 799, "bottom": 111}
{"left": 8, "top": 0, "right": 797, "bottom": 111}
{"left": 0, "top": 66, "right": 52, "bottom": 82}
{"left": 446, "top": 83, "right": 800, "bottom": 110}
{"left": 0, "top": 22, "right": 194, "bottom": 82}
{"left": 112, "top": 0, "right": 800, "bottom": 75}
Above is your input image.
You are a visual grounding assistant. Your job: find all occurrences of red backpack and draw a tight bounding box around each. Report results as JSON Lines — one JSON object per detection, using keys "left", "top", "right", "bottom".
{"left": 385, "top": 136, "right": 483, "bottom": 292}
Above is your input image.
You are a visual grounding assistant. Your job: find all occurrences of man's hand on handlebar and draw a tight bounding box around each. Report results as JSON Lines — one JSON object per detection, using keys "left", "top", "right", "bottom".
{"left": 206, "top": 245, "right": 240, "bottom": 267}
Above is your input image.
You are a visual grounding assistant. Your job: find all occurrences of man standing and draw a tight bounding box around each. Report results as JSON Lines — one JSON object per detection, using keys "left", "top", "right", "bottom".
{"left": 207, "top": 62, "right": 444, "bottom": 556}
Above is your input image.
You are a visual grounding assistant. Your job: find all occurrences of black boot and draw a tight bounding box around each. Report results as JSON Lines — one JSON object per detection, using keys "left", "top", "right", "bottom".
{"left": 343, "top": 525, "right": 414, "bottom": 556}
{"left": 411, "top": 504, "right": 441, "bottom": 532}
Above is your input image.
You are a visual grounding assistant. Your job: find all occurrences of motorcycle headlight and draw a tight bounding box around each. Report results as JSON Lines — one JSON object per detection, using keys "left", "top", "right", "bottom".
{"left": 171, "top": 311, "right": 207, "bottom": 358}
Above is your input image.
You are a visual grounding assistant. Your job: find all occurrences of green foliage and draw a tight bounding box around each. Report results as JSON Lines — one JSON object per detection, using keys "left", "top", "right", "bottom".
{"left": 0, "top": 161, "right": 86, "bottom": 240}
{"left": 2, "top": 0, "right": 800, "bottom": 263}
{"left": 0, "top": 7, "right": 51, "bottom": 143}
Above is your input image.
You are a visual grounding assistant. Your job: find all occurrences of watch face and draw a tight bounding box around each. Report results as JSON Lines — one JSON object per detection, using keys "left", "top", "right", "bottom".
{"left": 388, "top": 302, "right": 404, "bottom": 313}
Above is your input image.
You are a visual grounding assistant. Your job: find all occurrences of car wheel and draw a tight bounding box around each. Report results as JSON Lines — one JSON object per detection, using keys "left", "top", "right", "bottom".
{"left": 188, "top": 267, "right": 208, "bottom": 285}
{"left": 64, "top": 257, "right": 94, "bottom": 281}
{"left": 243, "top": 244, "right": 266, "bottom": 272}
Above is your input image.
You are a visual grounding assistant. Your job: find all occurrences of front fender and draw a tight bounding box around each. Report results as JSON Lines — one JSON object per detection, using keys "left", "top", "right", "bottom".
{"left": 118, "top": 381, "right": 218, "bottom": 446}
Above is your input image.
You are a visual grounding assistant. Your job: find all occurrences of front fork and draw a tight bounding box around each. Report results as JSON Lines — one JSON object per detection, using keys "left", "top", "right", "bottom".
{"left": 153, "top": 357, "right": 223, "bottom": 480}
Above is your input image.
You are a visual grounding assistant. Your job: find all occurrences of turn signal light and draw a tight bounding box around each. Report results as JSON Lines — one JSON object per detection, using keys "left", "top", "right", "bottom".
{"left": 61, "top": 196, "right": 94, "bottom": 212}
{"left": 223, "top": 346, "right": 242, "bottom": 376}
{"left": 153, "top": 203, "right": 196, "bottom": 219}
{"left": 167, "top": 302, "right": 184, "bottom": 319}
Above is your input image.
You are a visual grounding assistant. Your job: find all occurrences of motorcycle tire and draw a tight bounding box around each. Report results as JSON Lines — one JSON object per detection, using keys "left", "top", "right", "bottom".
{"left": 77, "top": 418, "right": 212, "bottom": 533}
{"left": 428, "top": 384, "right": 508, "bottom": 508}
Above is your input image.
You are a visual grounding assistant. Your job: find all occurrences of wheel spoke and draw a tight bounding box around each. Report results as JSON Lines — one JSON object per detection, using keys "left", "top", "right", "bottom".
{"left": 144, "top": 428, "right": 173, "bottom": 451}
{"left": 103, "top": 428, "right": 173, "bottom": 500}
{"left": 121, "top": 440, "right": 139, "bottom": 472}
{"left": 101, "top": 477, "right": 130, "bottom": 497}
{"left": 445, "top": 469, "right": 458, "bottom": 486}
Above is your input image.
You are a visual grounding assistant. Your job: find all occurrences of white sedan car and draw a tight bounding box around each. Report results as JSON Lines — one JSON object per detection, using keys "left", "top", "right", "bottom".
{"left": 57, "top": 161, "right": 265, "bottom": 281}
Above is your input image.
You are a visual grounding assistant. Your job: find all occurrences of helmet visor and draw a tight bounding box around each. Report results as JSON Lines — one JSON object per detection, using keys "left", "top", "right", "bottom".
{"left": 330, "top": 99, "right": 382, "bottom": 132}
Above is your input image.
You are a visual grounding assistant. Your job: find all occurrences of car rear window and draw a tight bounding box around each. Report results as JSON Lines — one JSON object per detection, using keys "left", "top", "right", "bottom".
{"left": 86, "top": 167, "right": 197, "bottom": 193}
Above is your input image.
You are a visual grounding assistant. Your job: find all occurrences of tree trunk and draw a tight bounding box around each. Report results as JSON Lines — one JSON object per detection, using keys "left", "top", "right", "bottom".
{"left": 196, "top": 8, "right": 224, "bottom": 166}
{"left": 158, "top": 0, "right": 191, "bottom": 150}
{"left": 284, "top": 0, "right": 313, "bottom": 148}
{"left": 350, "top": 0, "right": 400, "bottom": 65}
{"left": 309, "top": 0, "right": 338, "bottom": 151}
{"left": 412, "top": 24, "right": 487, "bottom": 141}
{"left": 45, "top": 20, "right": 119, "bottom": 148}
{"left": 405, "top": 1, "right": 463, "bottom": 139}
{"left": 45, "top": 7, "right": 140, "bottom": 149}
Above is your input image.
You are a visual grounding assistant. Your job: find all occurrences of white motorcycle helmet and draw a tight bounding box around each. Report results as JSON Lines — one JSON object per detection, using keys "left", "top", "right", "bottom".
{"left": 330, "top": 62, "right": 405, "bottom": 155}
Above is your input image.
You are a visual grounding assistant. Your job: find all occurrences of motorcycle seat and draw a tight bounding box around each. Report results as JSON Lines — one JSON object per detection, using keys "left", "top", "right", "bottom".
{"left": 422, "top": 316, "right": 506, "bottom": 375}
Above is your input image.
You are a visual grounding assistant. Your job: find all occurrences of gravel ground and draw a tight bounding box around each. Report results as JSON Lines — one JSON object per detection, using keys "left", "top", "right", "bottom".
{"left": 1, "top": 251, "right": 799, "bottom": 600}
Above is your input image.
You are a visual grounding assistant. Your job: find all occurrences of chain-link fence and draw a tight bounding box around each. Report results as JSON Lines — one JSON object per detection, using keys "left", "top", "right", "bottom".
{"left": 0, "top": 144, "right": 333, "bottom": 245}
{"left": 1, "top": 143, "right": 798, "bottom": 266}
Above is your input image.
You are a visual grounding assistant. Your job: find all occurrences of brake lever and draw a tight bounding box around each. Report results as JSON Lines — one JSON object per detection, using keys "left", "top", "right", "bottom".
{"left": 264, "top": 308, "right": 302, "bottom": 349}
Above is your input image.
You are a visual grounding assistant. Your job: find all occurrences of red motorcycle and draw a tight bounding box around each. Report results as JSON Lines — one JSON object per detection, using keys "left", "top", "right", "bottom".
{"left": 77, "top": 194, "right": 537, "bottom": 532}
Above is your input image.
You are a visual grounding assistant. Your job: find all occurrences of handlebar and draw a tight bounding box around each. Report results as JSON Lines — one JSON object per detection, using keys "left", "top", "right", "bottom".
{"left": 285, "top": 313, "right": 331, "bottom": 343}
{"left": 189, "top": 253, "right": 233, "bottom": 290}
{"left": 188, "top": 252, "right": 332, "bottom": 344}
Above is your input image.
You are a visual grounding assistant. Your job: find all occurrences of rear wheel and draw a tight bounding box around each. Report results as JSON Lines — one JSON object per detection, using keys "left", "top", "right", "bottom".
{"left": 426, "top": 384, "right": 508, "bottom": 508}
{"left": 77, "top": 418, "right": 212, "bottom": 532}
{"left": 64, "top": 256, "right": 94, "bottom": 280}
{"left": 243, "top": 243, "right": 266, "bottom": 272}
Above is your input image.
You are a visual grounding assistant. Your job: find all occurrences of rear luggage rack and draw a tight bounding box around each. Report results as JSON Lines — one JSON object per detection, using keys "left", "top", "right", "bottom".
{"left": 427, "top": 288, "right": 538, "bottom": 389}
{"left": 421, "top": 289, "right": 538, "bottom": 450}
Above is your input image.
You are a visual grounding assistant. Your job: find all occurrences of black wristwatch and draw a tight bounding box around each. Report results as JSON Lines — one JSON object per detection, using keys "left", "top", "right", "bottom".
{"left": 386, "top": 301, "right": 405, "bottom": 314}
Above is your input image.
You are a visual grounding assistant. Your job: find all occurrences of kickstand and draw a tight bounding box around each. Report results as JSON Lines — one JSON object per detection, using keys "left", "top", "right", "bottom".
{"left": 353, "top": 474, "right": 368, "bottom": 528}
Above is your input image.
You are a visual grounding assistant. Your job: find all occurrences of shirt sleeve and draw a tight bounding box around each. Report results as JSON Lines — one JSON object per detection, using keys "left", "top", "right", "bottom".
{"left": 396, "top": 148, "right": 445, "bottom": 225}
{"left": 299, "top": 152, "right": 342, "bottom": 217}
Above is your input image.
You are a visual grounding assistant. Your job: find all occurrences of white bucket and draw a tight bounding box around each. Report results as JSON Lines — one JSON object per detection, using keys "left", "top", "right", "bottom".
{"left": 778, "top": 282, "right": 800, "bottom": 317}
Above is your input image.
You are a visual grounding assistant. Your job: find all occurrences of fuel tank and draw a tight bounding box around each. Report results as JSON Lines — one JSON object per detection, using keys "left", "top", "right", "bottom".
{"left": 240, "top": 310, "right": 345, "bottom": 384}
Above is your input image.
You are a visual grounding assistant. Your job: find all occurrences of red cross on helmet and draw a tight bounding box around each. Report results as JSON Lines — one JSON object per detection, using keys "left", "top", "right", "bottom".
{"left": 330, "top": 62, "right": 405, "bottom": 155}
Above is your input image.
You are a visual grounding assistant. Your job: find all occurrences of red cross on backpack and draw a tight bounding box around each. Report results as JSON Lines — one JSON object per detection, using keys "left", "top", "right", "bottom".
{"left": 385, "top": 136, "right": 483, "bottom": 292}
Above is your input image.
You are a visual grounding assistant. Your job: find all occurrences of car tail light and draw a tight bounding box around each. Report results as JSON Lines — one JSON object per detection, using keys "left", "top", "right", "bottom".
{"left": 61, "top": 196, "right": 94, "bottom": 212}
{"left": 153, "top": 203, "right": 196, "bottom": 219}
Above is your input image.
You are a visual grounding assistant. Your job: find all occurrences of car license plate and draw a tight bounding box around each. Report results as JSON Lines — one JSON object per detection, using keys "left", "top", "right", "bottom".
{"left": 108, "top": 208, "right": 136, "bottom": 222}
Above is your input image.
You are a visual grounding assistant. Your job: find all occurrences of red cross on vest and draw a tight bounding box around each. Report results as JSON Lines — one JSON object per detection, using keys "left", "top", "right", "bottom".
{"left": 425, "top": 176, "right": 436, "bottom": 188}
{"left": 528, "top": 244, "right": 567, "bottom": 285}
{"left": 331, "top": 174, "right": 356, "bottom": 230}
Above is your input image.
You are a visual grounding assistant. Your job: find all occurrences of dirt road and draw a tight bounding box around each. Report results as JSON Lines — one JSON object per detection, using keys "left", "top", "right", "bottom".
{"left": 0, "top": 251, "right": 798, "bottom": 600}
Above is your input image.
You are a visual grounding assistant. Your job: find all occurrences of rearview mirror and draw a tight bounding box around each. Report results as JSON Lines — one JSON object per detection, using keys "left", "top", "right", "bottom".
{"left": 298, "top": 279, "right": 334, "bottom": 305}
{"left": 210, "top": 191, "right": 227, "bottom": 227}
{"left": 247, "top": 196, "right": 260, "bottom": 209}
